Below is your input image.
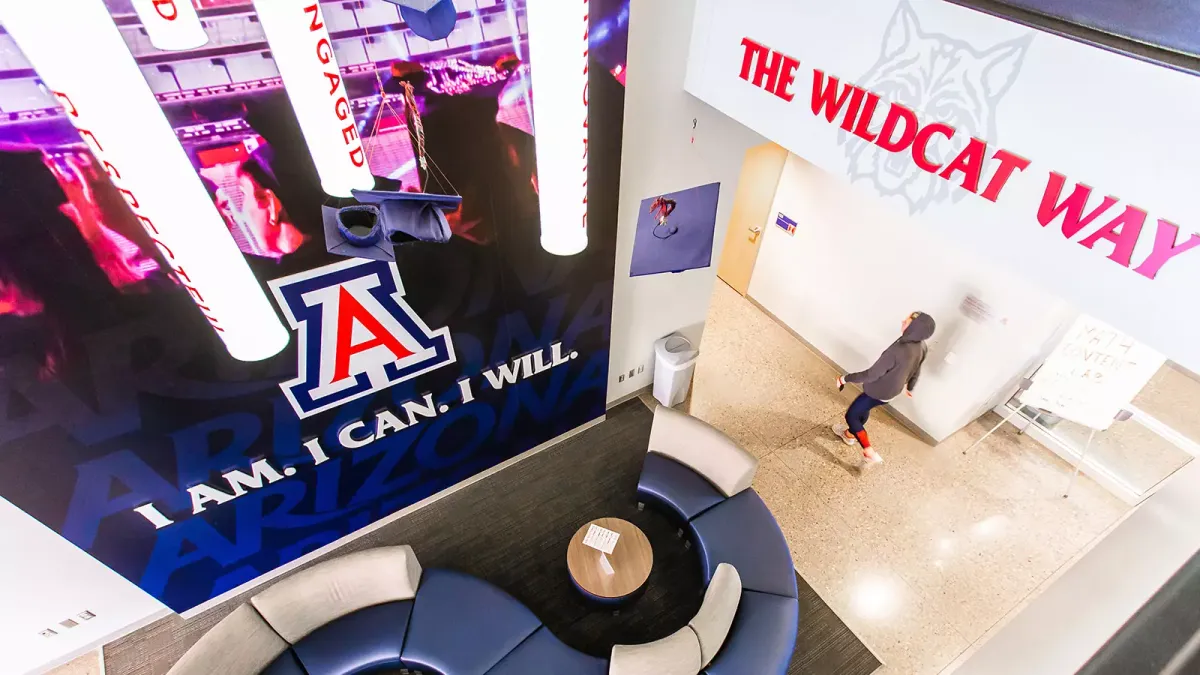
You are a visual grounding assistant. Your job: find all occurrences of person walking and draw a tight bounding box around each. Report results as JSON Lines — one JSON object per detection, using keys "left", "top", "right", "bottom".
{"left": 833, "top": 311, "right": 936, "bottom": 465}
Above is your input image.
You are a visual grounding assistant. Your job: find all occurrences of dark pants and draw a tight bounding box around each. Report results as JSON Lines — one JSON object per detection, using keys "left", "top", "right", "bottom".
{"left": 845, "top": 393, "right": 885, "bottom": 435}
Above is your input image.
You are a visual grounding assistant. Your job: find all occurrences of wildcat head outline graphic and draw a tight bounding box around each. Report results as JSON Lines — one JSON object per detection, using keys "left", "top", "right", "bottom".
{"left": 841, "top": 0, "right": 1032, "bottom": 214}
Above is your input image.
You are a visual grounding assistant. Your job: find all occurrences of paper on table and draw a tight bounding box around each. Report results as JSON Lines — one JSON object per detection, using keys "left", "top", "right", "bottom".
{"left": 599, "top": 553, "right": 615, "bottom": 576}
{"left": 582, "top": 524, "right": 620, "bottom": 554}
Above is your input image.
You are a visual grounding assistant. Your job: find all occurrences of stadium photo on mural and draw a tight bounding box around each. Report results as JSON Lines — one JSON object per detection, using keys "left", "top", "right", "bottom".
{"left": 0, "top": 0, "right": 630, "bottom": 612}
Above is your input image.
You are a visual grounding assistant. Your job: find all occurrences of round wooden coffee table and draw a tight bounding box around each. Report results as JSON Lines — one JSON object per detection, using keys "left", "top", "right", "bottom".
{"left": 566, "top": 517, "right": 653, "bottom": 604}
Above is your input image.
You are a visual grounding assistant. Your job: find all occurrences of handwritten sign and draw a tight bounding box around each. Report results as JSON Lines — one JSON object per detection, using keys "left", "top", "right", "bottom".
{"left": 1019, "top": 315, "right": 1165, "bottom": 430}
{"left": 582, "top": 524, "right": 620, "bottom": 554}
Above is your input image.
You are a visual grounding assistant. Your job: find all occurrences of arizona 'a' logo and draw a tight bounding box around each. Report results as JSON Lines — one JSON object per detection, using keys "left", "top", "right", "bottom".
{"left": 268, "top": 259, "right": 455, "bottom": 418}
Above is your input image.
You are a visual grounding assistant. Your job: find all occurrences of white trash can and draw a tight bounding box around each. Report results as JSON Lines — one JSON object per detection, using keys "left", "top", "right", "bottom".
{"left": 653, "top": 333, "right": 700, "bottom": 407}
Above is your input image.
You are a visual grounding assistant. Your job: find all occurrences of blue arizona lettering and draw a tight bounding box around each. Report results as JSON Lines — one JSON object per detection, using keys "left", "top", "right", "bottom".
{"left": 269, "top": 259, "right": 456, "bottom": 418}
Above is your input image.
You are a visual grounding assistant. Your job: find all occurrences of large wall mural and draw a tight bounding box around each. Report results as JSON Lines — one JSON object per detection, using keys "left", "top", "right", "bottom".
{"left": 0, "top": 0, "right": 630, "bottom": 612}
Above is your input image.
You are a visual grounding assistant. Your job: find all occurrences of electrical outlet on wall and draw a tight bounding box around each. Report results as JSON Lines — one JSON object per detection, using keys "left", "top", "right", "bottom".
{"left": 618, "top": 374, "right": 625, "bottom": 383}
{"left": 628, "top": 369, "right": 635, "bottom": 378}
{"left": 637, "top": 364, "right": 645, "bottom": 374}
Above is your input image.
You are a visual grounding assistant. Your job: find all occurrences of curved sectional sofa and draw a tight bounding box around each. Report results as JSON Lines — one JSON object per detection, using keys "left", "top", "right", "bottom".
{"left": 166, "top": 406, "right": 798, "bottom": 675}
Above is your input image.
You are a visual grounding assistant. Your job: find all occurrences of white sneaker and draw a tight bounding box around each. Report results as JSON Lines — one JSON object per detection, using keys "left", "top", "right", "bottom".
{"left": 862, "top": 448, "right": 884, "bottom": 465}
{"left": 832, "top": 424, "right": 856, "bottom": 446}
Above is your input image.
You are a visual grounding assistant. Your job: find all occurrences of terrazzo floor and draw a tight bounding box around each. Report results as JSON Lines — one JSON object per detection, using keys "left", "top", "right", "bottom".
{"left": 652, "top": 280, "right": 1133, "bottom": 675}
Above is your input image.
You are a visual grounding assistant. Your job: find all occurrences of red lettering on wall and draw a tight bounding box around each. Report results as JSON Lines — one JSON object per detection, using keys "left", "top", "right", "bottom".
{"left": 732, "top": 37, "right": 1199, "bottom": 283}
{"left": 316, "top": 38, "right": 333, "bottom": 64}
{"left": 152, "top": 0, "right": 179, "bottom": 20}
{"left": 153, "top": 238, "right": 176, "bottom": 261}
{"left": 136, "top": 215, "right": 159, "bottom": 235}
{"left": 52, "top": 91, "right": 78, "bottom": 117}
{"left": 1134, "top": 220, "right": 1200, "bottom": 279}
{"left": 304, "top": 4, "right": 323, "bottom": 32}
{"left": 753, "top": 49, "right": 784, "bottom": 92}
{"left": 116, "top": 187, "right": 140, "bottom": 209}
{"left": 938, "top": 137, "right": 988, "bottom": 194}
{"left": 1078, "top": 206, "right": 1145, "bottom": 268}
{"left": 876, "top": 103, "right": 918, "bottom": 152}
{"left": 912, "top": 123, "right": 954, "bottom": 173}
{"left": 774, "top": 55, "right": 800, "bottom": 101}
{"left": 810, "top": 70, "right": 853, "bottom": 122}
{"left": 77, "top": 128, "right": 103, "bottom": 152}
{"left": 331, "top": 287, "right": 414, "bottom": 383}
{"left": 1037, "top": 173, "right": 1119, "bottom": 238}
{"left": 979, "top": 150, "right": 1030, "bottom": 202}
{"left": 851, "top": 91, "right": 882, "bottom": 142}
{"left": 183, "top": 283, "right": 206, "bottom": 303}
{"left": 738, "top": 37, "right": 800, "bottom": 102}
{"left": 836, "top": 87, "right": 865, "bottom": 134}
{"left": 739, "top": 37, "right": 768, "bottom": 81}
{"left": 324, "top": 71, "right": 342, "bottom": 95}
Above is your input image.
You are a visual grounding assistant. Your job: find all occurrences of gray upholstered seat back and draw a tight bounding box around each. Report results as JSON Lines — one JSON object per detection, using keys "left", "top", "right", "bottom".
{"left": 648, "top": 406, "right": 757, "bottom": 497}
{"left": 250, "top": 545, "right": 422, "bottom": 643}
{"left": 688, "top": 563, "right": 741, "bottom": 667}
{"left": 165, "top": 604, "right": 288, "bottom": 675}
{"left": 609, "top": 625, "right": 702, "bottom": 675}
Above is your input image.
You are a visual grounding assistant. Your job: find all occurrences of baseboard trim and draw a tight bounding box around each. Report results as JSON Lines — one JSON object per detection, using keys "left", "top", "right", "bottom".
{"left": 745, "top": 295, "right": 940, "bottom": 447}
{"left": 607, "top": 385, "right": 652, "bottom": 411}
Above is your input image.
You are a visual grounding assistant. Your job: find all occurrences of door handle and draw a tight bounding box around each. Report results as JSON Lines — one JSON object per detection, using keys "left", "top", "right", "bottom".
{"left": 748, "top": 226, "right": 762, "bottom": 243}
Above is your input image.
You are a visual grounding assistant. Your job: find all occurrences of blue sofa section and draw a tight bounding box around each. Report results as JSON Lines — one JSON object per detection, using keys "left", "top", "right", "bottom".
{"left": 689, "top": 488, "right": 798, "bottom": 599}
{"left": 637, "top": 452, "right": 727, "bottom": 522}
{"left": 402, "top": 569, "right": 543, "bottom": 675}
{"left": 636, "top": 415, "right": 800, "bottom": 674}
{"left": 293, "top": 602, "right": 412, "bottom": 675}
{"left": 262, "top": 651, "right": 307, "bottom": 675}
{"left": 169, "top": 410, "right": 802, "bottom": 675}
{"left": 486, "top": 626, "right": 609, "bottom": 675}
{"left": 703, "top": 591, "right": 799, "bottom": 675}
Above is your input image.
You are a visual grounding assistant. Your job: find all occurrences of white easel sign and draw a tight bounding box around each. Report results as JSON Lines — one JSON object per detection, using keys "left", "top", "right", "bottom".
{"left": 1019, "top": 315, "right": 1165, "bottom": 431}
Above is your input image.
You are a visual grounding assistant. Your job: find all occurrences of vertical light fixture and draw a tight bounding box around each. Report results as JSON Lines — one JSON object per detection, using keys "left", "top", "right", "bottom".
{"left": 130, "top": 0, "right": 209, "bottom": 51}
{"left": 0, "top": 0, "right": 290, "bottom": 362}
{"left": 527, "top": 0, "right": 590, "bottom": 256}
{"left": 251, "top": 1, "right": 375, "bottom": 198}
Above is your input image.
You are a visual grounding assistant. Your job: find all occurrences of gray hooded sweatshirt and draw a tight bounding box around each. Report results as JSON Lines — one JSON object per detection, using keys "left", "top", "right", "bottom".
{"left": 845, "top": 312, "right": 936, "bottom": 401}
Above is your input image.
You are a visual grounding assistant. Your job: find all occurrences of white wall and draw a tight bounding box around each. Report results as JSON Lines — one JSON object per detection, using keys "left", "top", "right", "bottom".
{"left": 683, "top": 0, "right": 1200, "bottom": 378}
{"left": 0, "top": 497, "right": 168, "bottom": 675}
{"left": 748, "top": 154, "right": 1074, "bottom": 441}
{"left": 606, "top": 0, "right": 767, "bottom": 403}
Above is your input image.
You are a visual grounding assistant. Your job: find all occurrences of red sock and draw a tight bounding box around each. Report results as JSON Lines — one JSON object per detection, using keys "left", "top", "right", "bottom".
{"left": 854, "top": 430, "right": 871, "bottom": 449}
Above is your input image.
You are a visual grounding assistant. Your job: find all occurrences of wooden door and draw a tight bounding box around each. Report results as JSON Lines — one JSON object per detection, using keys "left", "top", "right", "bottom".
{"left": 716, "top": 142, "right": 788, "bottom": 295}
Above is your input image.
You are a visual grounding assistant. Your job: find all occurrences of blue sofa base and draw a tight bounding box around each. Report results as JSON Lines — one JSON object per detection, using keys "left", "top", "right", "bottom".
{"left": 262, "top": 650, "right": 307, "bottom": 675}
{"left": 293, "top": 601, "right": 412, "bottom": 675}
{"left": 402, "top": 569, "right": 542, "bottom": 675}
{"left": 636, "top": 452, "right": 726, "bottom": 522}
{"left": 689, "top": 489, "right": 799, "bottom": 599}
{"left": 485, "top": 626, "right": 607, "bottom": 675}
{"left": 704, "top": 590, "right": 799, "bottom": 675}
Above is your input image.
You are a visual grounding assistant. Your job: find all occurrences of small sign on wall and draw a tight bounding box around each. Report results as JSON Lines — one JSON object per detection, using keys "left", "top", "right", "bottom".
{"left": 776, "top": 212, "right": 797, "bottom": 236}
